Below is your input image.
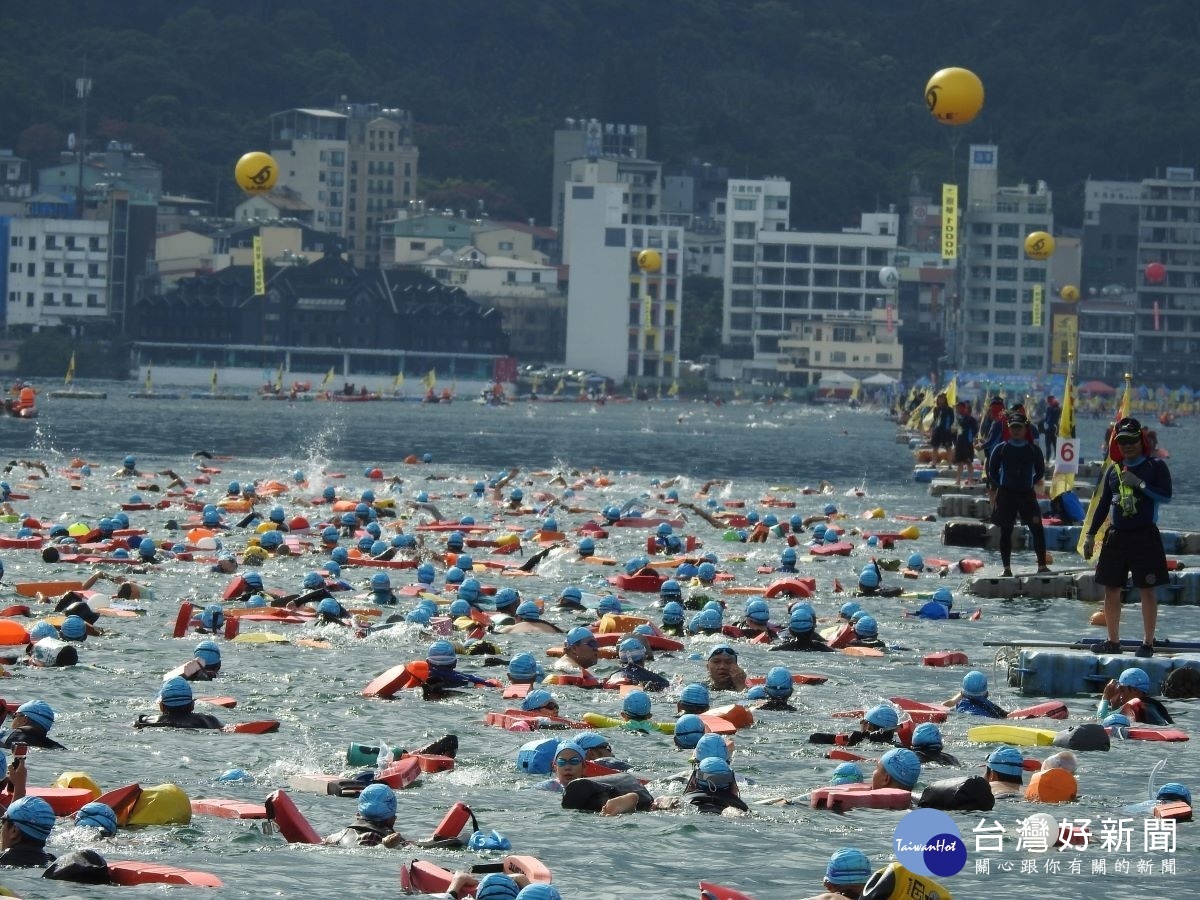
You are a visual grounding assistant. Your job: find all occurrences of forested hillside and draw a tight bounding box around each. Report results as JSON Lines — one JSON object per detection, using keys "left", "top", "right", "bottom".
{"left": 3, "top": 0, "right": 1198, "bottom": 228}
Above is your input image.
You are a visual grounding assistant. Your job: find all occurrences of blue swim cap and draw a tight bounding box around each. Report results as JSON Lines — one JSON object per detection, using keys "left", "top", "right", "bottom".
{"left": 323, "top": 486, "right": 337, "bottom": 501}
{"left": 366, "top": 522, "right": 382, "bottom": 539}
{"left": 858, "top": 566, "right": 880, "bottom": 589}
{"left": 445, "top": 566, "right": 465, "bottom": 585}
{"left": 573, "top": 731, "right": 609, "bottom": 752}
{"left": 824, "top": 530, "right": 841, "bottom": 545}
{"left": 656, "top": 522, "right": 672, "bottom": 537}
{"left": 355, "top": 503, "right": 370, "bottom": 518}
{"left": 422, "top": 453, "right": 432, "bottom": 464}
{"left": 617, "top": 638, "right": 646, "bottom": 664}
{"left": 417, "top": 562, "right": 436, "bottom": 584}
{"left": 6, "top": 796, "right": 55, "bottom": 842}
{"left": 269, "top": 506, "right": 285, "bottom": 523}
{"left": 261, "top": 531, "right": 284, "bottom": 550}
{"left": 823, "top": 503, "right": 838, "bottom": 516}
{"left": 907, "top": 552, "right": 924, "bottom": 570}
{"left": 447, "top": 530, "right": 465, "bottom": 550}
{"left": 812, "top": 522, "right": 827, "bottom": 537}
{"left": 28, "top": 621, "right": 58, "bottom": 642}
{"left": 867, "top": 535, "right": 879, "bottom": 547}
{"left": 697, "top": 562, "right": 716, "bottom": 582}
{"left": 370, "top": 572, "right": 391, "bottom": 591}
{"left": 448, "top": 599, "right": 471, "bottom": 618}
{"left": 159, "top": 676, "right": 193, "bottom": 708}
{"left": 688, "top": 609, "right": 720, "bottom": 634}
{"left": 745, "top": 598, "right": 771, "bottom": 624}
{"left": 986, "top": 747, "right": 1025, "bottom": 778}
{"left": 494, "top": 588, "right": 519, "bottom": 611}
{"left": 514, "top": 885, "right": 562, "bottom": 900}
{"left": 324, "top": 560, "right": 342, "bottom": 577}
{"left": 508, "top": 652, "right": 540, "bottom": 681}
{"left": 660, "top": 579, "right": 682, "bottom": 600}
{"left": 559, "top": 585, "right": 584, "bottom": 607}
{"left": 746, "top": 685, "right": 768, "bottom": 701}
{"left": 679, "top": 683, "right": 710, "bottom": 710}
{"left": 865, "top": 704, "right": 899, "bottom": 730}
{"left": 622, "top": 689, "right": 652, "bottom": 718}
{"left": 597, "top": 595, "right": 622, "bottom": 615}
{"left": 706, "top": 643, "right": 737, "bottom": 661}
{"left": 1157, "top": 782, "right": 1192, "bottom": 805}
{"left": 360, "top": 489, "right": 376, "bottom": 503}
{"left": 788, "top": 604, "right": 815, "bottom": 633}
{"left": 427, "top": 640, "right": 457, "bottom": 667}
{"left": 918, "top": 601, "right": 949, "bottom": 620}
{"left": 880, "top": 748, "right": 921, "bottom": 789}
{"left": 850, "top": 610, "right": 866, "bottom": 624}
{"left": 303, "top": 571, "right": 324, "bottom": 590}
{"left": 1118, "top": 667, "right": 1151, "bottom": 692}
{"left": 516, "top": 600, "right": 541, "bottom": 621}
{"left": 765, "top": 666, "right": 794, "bottom": 699}
{"left": 458, "top": 580, "right": 482, "bottom": 605}
{"left": 201, "top": 604, "right": 224, "bottom": 631}
{"left": 75, "top": 801, "right": 118, "bottom": 835}
{"left": 662, "top": 601, "right": 684, "bottom": 625}
{"left": 1102, "top": 713, "right": 1130, "bottom": 728}
{"left": 123, "top": 455, "right": 136, "bottom": 468}
{"left": 962, "top": 670, "right": 989, "bottom": 698}
{"left": 393, "top": 534, "right": 415, "bottom": 549}
{"left": 356, "top": 536, "right": 375, "bottom": 553}
{"left": 339, "top": 513, "right": 357, "bottom": 529}
{"left": 911, "top": 723, "right": 943, "bottom": 750}
{"left": 825, "top": 848, "right": 871, "bottom": 886}
{"left": 696, "top": 756, "right": 734, "bottom": 792}
{"left": 60, "top": 615, "right": 86, "bottom": 641}
{"left": 854, "top": 615, "right": 878, "bottom": 638}
{"left": 194, "top": 640, "right": 221, "bottom": 668}
{"left": 293, "top": 470, "right": 305, "bottom": 483}
{"left": 202, "top": 508, "right": 221, "bottom": 526}
{"left": 839, "top": 601, "right": 861, "bottom": 619}
{"left": 17, "top": 700, "right": 54, "bottom": 732}
{"left": 565, "top": 626, "right": 594, "bottom": 648}
{"left": 673, "top": 714, "right": 705, "bottom": 749}
{"left": 521, "top": 689, "right": 556, "bottom": 712}
{"left": 831, "top": 763, "right": 864, "bottom": 786}
{"left": 579, "top": 537, "right": 595, "bottom": 555}
{"left": 476, "top": 874, "right": 521, "bottom": 900}
{"left": 331, "top": 547, "right": 349, "bottom": 564}
{"left": 543, "top": 517, "right": 559, "bottom": 533}
{"left": 316, "top": 598, "right": 345, "bottom": 620}
{"left": 693, "top": 733, "right": 729, "bottom": 764}
{"left": 677, "top": 563, "right": 698, "bottom": 579}
{"left": 246, "top": 594, "right": 267, "bottom": 607}
{"left": 138, "top": 537, "right": 157, "bottom": 558}
{"left": 781, "top": 547, "right": 797, "bottom": 564}
{"left": 357, "top": 783, "right": 397, "bottom": 822}
{"left": 509, "top": 488, "right": 523, "bottom": 503}
{"left": 745, "top": 511, "right": 760, "bottom": 525}
{"left": 932, "top": 587, "right": 954, "bottom": 608}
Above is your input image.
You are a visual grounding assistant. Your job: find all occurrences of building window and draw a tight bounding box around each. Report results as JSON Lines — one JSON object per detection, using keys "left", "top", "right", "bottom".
{"left": 734, "top": 198, "right": 757, "bottom": 211}
{"left": 88, "top": 263, "right": 99, "bottom": 278}
{"left": 832, "top": 326, "right": 855, "bottom": 342}
{"left": 997, "top": 223, "right": 1019, "bottom": 238}
{"left": 43, "top": 292, "right": 55, "bottom": 306}
{"left": 971, "top": 223, "right": 992, "bottom": 235}
{"left": 87, "top": 293, "right": 101, "bottom": 307}
{"left": 89, "top": 236, "right": 101, "bottom": 251}
{"left": 993, "top": 332, "right": 1015, "bottom": 347}
{"left": 499, "top": 241, "right": 514, "bottom": 251}
{"left": 730, "top": 312, "right": 752, "bottom": 330}
{"left": 410, "top": 242, "right": 425, "bottom": 251}
{"left": 732, "top": 244, "right": 755, "bottom": 262}
{"left": 994, "top": 310, "right": 1016, "bottom": 325}
{"left": 63, "top": 292, "right": 77, "bottom": 306}
{"left": 45, "top": 262, "right": 56, "bottom": 276}
{"left": 876, "top": 353, "right": 891, "bottom": 364}
{"left": 731, "top": 290, "right": 753, "bottom": 308}
{"left": 731, "top": 267, "right": 754, "bottom": 285}
{"left": 830, "top": 351, "right": 846, "bottom": 363}
{"left": 733, "top": 222, "right": 755, "bottom": 240}
{"left": 45, "top": 236, "right": 57, "bottom": 249}
{"left": 993, "top": 353, "right": 1015, "bottom": 368}
{"left": 995, "top": 267, "right": 1018, "bottom": 282}
{"left": 1020, "top": 354, "right": 1043, "bottom": 369}
{"left": 572, "top": 186, "right": 595, "bottom": 200}
{"left": 604, "top": 227, "right": 625, "bottom": 247}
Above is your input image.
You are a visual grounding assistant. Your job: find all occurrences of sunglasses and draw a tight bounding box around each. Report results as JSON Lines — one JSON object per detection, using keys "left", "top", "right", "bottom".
{"left": 555, "top": 754, "right": 583, "bottom": 766}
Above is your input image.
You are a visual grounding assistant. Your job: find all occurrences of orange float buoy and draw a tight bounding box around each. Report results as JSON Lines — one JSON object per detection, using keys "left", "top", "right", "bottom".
{"left": 1090, "top": 611, "right": 1106, "bottom": 627}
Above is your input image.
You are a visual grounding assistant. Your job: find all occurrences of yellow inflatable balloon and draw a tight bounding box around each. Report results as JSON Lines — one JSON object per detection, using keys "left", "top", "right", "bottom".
{"left": 1060, "top": 284, "right": 1080, "bottom": 302}
{"left": 235, "top": 151, "right": 279, "bottom": 194}
{"left": 925, "top": 67, "right": 984, "bottom": 125}
{"left": 1024, "top": 231, "right": 1056, "bottom": 260}
{"left": 637, "top": 249, "right": 662, "bottom": 273}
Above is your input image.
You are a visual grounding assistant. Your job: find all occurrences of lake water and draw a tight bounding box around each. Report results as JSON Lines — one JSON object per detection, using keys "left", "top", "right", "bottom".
{"left": 0, "top": 385, "right": 1194, "bottom": 899}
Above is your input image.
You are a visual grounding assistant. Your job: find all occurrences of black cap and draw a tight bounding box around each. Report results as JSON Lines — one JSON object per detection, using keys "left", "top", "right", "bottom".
{"left": 1115, "top": 416, "right": 1142, "bottom": 437}
{"left": 1007, "top": 412, "right": 1029, "bottom": 427}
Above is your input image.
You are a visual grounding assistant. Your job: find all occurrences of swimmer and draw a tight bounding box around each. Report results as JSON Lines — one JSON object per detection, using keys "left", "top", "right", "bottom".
{"left": 752, "top": 667, "right": 798, "bottom": 712}
{"left": 496, "top": 601, "right": 562, "bottom": 635}
{"left": 423, "top": 641, "right": 498, "bottom": 697}
{"left": 0, "top": 796, "right": 56, "bottom": 867}
{"left": 769, "top": 605, "right": 833, "bottom": 652}
{"left": 605, "top": 640, "right": 670, "bottom": 692}
{"left": 677, "top": 683, "right": 711, "bottom": 715}
{"left": 533, "top": 742, "right": 585, "bottom": 793}
{"left": 705, "top": 644, "right": 748, "bottom": 691}
{"left": 324, "top": 783, "right": 407, "bottom": 847}
{"left": 809, "top": 704, "right": 900, "bottom": 747}
{"left": 944, "top": 671, "right": 1007, "bottom": 718}
{"left": 1098, "top": 667, "right": 1173, "bottom": 725}
{"left": 909, "top": 723, "right": 961, "bottom": 766}
{"left": 134, "top": 677, "right": 222, "bottom": 730}
{"left": 871, "top": 748, "right": 920, "bottom": 795}
{"left": 0, "top": 700, "right": 64, "bottom": 749}
{"left": 984, "top": 747, "right": 1025, "bottom": 799}
{"left": 800, "top": 847, "right": 873, "bottom": 900}
{"left": 555, "top": 627, "right": 600, "bottom": 674}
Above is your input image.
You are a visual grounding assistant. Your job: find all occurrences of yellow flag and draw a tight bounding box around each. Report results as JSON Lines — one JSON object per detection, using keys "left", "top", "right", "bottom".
{"left": 422, "top": 369, "right": 437, "bottom": 391}
{"left": 321, "top": 367, "right": 334, "bottom": 390}
{"left": 65, "top": 352, "right": 76, "bottom": 386}
{"left": 1050, "top": 356, "right": 1076, "bottom": 500}
{"left": 944, "top": 375, "right": 957, "bottom": 409}
{"left": 554, "top": 377, "right": 565, "bottom": 396}
{"left": 668, "top": 380, "right": 679, "bottom": 397}
{"left": 1077, "top": 372, "right": 1135, "bottom": 558}
{"left": 274, "top": 363, "right": 283, "bottom": 391}
{"left": 211, "top": 364, "right": 218, "bottom": 393}
{"left": 393, "top": 371, "right": 404, "bottom": 392}
{"left": 252, "top": 236, "right": 265, "bottom": 296}
{"left": 144, "top": 363, "right": 153, "bottom": 393}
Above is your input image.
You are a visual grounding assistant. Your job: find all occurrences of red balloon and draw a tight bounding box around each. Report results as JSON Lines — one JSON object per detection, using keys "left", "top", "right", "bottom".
{"left": 1145, "top": 262, "right": 1166, "bottom": 285}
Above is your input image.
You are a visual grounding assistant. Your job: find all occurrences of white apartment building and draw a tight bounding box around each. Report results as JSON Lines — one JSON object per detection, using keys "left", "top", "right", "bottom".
{"left": 721, "top": 177, "right": 899, "bottom": 384}
{"left": 5, "top": 217, "right": 108, "bottom": 328}
{"left": 958, "top": 144, "right": 1054, "bottom": 374}
{"left": 563, "top": 165, "right": 683, "bottom": 381}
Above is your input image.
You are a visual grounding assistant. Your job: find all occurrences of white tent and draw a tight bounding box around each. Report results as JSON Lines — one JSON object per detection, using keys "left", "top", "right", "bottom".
{"left": 862, "top": 373, "right": 899, "bottom": 386}
{"left": 818, "top": 370, "right": 859, "bottom": 386}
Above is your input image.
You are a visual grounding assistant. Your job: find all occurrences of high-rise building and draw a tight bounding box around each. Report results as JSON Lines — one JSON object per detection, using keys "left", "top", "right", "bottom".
{"left": 563, "top": 161, "right": 682, "bottom": 382}
{"left": 4, "top": 215, "right": 109, "bottom": 330}
{"left": 957, "top": 144, "right": 1053, "bottom": 374}
{"left": 720, "top": 177, "right": 899, "bottom": 385}
{"left": 269, "top": 103, "right": 418, "bottom": 268}
{"left": 551, "top": 119, "right": 648, "bottom": 234}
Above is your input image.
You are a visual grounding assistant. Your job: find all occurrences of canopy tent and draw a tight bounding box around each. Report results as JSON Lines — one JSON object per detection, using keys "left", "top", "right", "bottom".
{"left": 862, "top": 373, "right": 899, "bottom": 386}
{"left": 1079, "top": 380, "right": 1116, "bottom": 395}
{"left": 818, "top": 370, "right": 859, "bottom": 387}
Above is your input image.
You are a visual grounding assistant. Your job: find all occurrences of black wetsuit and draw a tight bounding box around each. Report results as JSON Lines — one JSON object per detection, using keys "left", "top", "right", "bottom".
{"left": 135, "top": 711, "right": 223, "bottom": 730}
{"left": 0, "top": 725, "right": 64, "bottom": 750}
{"left": 324, "top": 818, "right": 398, "bottom": 847}
{"left": 0, "top": 839, "right": 55, "bottom": 867}
{"left": 769, "top": 632, "right": 833, "bottom": 652}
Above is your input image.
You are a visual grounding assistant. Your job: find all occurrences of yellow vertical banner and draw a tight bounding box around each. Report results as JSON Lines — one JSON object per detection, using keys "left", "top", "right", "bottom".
{"left": 252, "top": 236, "right": 265, "bottom": 296}
{"left": 940, "top": 184, "right": 958, "bottom": 260}
{"left": 1031, "top": 285, "right": 1043, "bottom": 327}
{"left": 643, "top": 295, "right": 654, "bottom": 334}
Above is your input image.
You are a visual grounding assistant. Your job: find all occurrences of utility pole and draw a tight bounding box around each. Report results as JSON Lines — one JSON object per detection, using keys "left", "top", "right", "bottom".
{"left": 74, "top": 59, "right": 91, "bottom": 219}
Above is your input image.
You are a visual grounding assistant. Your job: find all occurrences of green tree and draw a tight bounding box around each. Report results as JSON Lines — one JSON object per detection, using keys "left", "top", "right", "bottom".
{"left": 680, "top": 275, "right": 723, "bottom": 360}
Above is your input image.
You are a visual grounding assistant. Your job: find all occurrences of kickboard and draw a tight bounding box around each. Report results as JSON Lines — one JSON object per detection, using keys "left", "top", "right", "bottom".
{"left": 700, "top": 882, "right": 755, "bottom": 900}
{"left": 968, "top": 724, "right": 1056, "bottom": 746}
{"left": 191, "top": 797, "right": 268, "bottom": 819}
{"left": 26, "top": 786, "right": 95, "bottom": 815}
{"left": 363, "top": 663, "right": 422, "bottom": 699}
{"left": 222, "top": 720, "right": 280, "bottom": 734}
{"left": 107, "top": 860, "right": 223, "bottom": 888}
{"left": 375, "top": 757, "right": 422, "bottom": 789}
{"left": 230, "top": 632, "right": 289, "bottom": 644}
{"left": 287, "top": 774, "right": 363, "bottom": 797}
{"left": 14, "top": 580, "right": 84, "bottom": 598}
{"left": 172, "top": 602, "right": 194, "bottom": 639}
{"left": 1008, "top": 701, "right": 1069, "bottom": 720}
{"left": 1111, "top": 727, "right": 1190, "bottom": 742}
{"left": 264, "top": 789, "right": 323, "bottom": 844}
{"left": 197, "top": 696, "right": 238, "bottom": 709}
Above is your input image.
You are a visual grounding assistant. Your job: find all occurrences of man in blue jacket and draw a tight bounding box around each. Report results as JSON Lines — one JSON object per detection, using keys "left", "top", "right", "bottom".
{"left": 987, "top": 411, "right": 1049, "bottom": 577}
